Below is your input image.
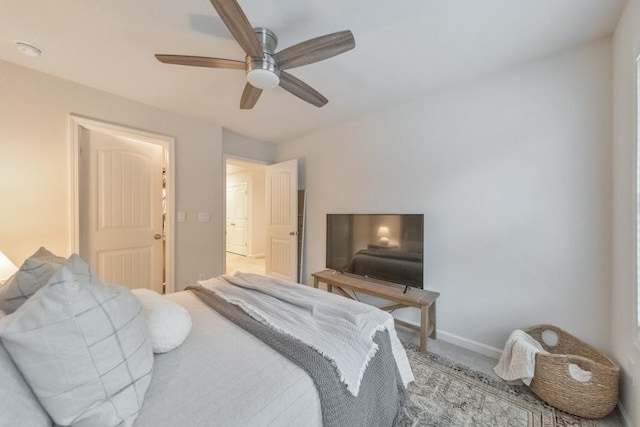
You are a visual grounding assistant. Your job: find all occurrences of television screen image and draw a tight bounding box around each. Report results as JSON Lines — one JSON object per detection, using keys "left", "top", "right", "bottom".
{"left": 326, "top": 214, "right": 424, "bottom": 289}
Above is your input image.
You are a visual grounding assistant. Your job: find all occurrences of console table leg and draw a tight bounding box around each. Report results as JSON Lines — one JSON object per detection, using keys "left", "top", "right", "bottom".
{"left": 429, "top": 302, "right": 437, "bottom": 339}
{"left": 420, "top": 305, "right": 428, "bottom": 353}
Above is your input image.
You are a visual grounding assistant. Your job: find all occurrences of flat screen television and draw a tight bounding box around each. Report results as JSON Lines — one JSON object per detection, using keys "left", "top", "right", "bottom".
{"left": 326, "top": 214, "right": 424, "bottom": 289}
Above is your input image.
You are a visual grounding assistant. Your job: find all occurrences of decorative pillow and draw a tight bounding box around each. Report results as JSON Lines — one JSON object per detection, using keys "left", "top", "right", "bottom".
{"left": 0, "top": 254, "right": 153, "bottom": 427}
{"left": 0, "top": 247, "right": 66, "bottom": 314}
{"left": 0, "top": 318, "right": 52, "bottom": 427}
{"left": 132, "top": 288, "right": 192, "bottom": 353}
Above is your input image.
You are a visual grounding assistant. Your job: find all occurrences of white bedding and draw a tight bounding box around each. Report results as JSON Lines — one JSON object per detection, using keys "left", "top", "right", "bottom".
{"left": 199, "top": 272, "right": 414, "bottom": 395}
{"left": 134, "top": 291, "right": 322, "bottom": 427}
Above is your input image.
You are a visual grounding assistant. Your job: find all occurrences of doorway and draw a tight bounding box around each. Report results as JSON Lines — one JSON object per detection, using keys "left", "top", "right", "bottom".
{"left": 69, "top": 115, "right": 175, "bottom": 293}
{"left": 225, "top": 158, "right": 266, "bottom": 275}
{"left": 223, "top": 156, "right": 303, "bottom": 282}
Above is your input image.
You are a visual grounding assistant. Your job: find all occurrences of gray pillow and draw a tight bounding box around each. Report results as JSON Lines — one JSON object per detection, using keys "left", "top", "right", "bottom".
{"left": 0, "top": 247, "right": 66, "bottom": 314}
{"left": 0, "top": 310, "right": 52, "bottom": 427}
{"left": 0, "top": 254, "right": 153, "bottom": 427}
{"left": 0, "top": 347, "right": 52, "bottom": 427}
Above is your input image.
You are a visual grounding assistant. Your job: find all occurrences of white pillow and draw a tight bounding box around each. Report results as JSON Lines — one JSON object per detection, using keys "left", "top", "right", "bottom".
{"left": 0, "top": 254, "right": 153, "bottom": 427}
{"left": 132, "top": 288, "right": 192, "bottom": 353}
{"left": 0, "top": 247, "right": 66, "bottom": 314}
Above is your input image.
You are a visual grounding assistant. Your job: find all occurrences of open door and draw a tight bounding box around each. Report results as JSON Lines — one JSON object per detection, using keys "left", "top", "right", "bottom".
{"left": 265, "top": 159, "right": 298, "bottom": 281}
{"left": 79, "top": 128, "right": 165, "bottom": 293}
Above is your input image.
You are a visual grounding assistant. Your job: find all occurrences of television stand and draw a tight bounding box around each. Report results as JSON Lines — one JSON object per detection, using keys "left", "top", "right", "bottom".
{"left": 311, "top": 270, "right": 439, "bottom": 353}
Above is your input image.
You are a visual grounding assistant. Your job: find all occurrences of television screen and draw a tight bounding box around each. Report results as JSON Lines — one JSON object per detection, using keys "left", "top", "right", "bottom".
{"left": 326, "top": 214, "right": 424, "bottom": 288}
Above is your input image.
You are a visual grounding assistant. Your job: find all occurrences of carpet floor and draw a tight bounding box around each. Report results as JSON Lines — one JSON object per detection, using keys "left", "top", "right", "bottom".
{"left": 397, "top": 344, "right": 623, "bottom": 427}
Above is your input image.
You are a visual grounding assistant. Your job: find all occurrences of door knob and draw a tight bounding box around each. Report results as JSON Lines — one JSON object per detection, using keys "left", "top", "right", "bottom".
{"left": 289, "top": 231, "right": 298, "bottom": 236}
{"left": 154, "top": 234, "right": 162, "bottom": 240}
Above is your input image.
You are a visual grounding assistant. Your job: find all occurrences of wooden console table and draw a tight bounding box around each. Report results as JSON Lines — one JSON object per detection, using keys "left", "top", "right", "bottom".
{"left": 312, "top": 270, "right": 439, "bottom": 353}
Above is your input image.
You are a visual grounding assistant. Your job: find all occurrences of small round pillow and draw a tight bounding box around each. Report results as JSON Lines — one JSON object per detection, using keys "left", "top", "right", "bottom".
{"left": 132, "top": 288, "right": 192, "bottom": 353}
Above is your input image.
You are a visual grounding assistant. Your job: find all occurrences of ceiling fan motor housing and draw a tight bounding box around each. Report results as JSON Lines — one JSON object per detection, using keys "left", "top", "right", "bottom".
{"left": 246, "top": 27, "right": 280, "bottom": 89}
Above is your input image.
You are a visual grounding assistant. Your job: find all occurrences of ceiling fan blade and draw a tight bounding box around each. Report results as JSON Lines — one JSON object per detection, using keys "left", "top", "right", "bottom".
{"left": 274, "top": 30, "right": 355, "bottom": 70}
{"left": 279, "top": 72, "right": 328, "bottom": 107}
{"left": 240, "top": 83, "right": 263, "bottom": 109}
{"left": 155, "top": 54, "right": 245, "bottom": 70}
{"left": 209, "top": 0, "right": 263, "bottom": 58}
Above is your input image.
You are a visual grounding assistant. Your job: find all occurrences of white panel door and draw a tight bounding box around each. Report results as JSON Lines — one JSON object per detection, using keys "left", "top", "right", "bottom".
{"left": 226, "top": 183, "right": 248, "bottom": 255}
{"left": 80, "top": 129, "right": 164, "bottom": 292}
{"left": 265, "top": 159, "right": 298, "bottom": 281}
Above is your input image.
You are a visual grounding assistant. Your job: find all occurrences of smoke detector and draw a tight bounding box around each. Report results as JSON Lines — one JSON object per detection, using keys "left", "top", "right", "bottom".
{"left": 15, "top": 41, "right": 42, "bottom": 57}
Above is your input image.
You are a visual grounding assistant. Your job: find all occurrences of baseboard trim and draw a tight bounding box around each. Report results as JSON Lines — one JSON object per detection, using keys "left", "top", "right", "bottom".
{"left": 617, "top": 400, "right": 633, "bottom": 427}
{"left": 436, "top": 330, "right": 503, "bottom": 360}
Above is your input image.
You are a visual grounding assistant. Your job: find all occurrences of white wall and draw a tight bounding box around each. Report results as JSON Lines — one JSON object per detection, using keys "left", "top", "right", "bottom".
{"left": 612, "top": 0, "right": 640, "bottom": 424}
{"left": 0, "top": 60, "right": 225, "bottom": 289}
{"left": 277, "top": 39, "right": 613, "bottom": 356}
{"left": 223, "top": 129, "right": 276, "bottom": 164}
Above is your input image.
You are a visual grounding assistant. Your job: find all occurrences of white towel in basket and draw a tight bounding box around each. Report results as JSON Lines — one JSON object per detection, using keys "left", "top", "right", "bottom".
{"left": 494, "top": 329, "right": 548, "bottom": 386}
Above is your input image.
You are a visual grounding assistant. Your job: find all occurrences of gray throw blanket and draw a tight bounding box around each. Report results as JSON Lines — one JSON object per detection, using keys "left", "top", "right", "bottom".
{"left": 187, "top": 286, "right": 405, "bottom": 427}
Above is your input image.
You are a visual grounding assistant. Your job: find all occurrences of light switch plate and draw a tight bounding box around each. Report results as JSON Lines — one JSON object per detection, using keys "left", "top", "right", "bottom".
{"left": 177, "top": 211, "right": 186, "bottom": 223}
{"left": 198, "top": 212, "right": 210, "bottom": 223}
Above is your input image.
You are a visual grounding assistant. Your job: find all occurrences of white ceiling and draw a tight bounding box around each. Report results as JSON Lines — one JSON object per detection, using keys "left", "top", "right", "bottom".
{"left": 0, "top": 0, "right": 627, "bottom": 143}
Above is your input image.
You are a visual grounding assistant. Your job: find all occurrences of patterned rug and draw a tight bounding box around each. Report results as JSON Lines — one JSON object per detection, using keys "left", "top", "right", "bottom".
{"left": 397, "top": 345, "right": 622, "bottom": 427}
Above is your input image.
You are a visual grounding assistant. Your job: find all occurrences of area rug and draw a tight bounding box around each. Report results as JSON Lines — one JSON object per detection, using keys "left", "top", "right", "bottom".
{"left": 397, "top": 345, "right": 622, "bottom": 427}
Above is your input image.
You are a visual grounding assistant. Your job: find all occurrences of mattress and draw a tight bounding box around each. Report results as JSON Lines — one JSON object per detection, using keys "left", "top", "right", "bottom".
{"left": 134, "top": 291, "right": 322, "bottom": 427}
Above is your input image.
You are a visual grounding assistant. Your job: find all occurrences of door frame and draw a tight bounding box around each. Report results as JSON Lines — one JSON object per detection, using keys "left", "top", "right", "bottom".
{"left": 222, "top": 154, "right": 268, "bottom": 273}
{"left": 68, "top": 115, "right": 176, "bottom": 292}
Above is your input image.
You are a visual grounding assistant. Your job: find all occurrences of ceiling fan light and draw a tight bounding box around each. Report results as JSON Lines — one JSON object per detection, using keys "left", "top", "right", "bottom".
{"left": 247, "top": 69, "right": 280, "bottom": 90}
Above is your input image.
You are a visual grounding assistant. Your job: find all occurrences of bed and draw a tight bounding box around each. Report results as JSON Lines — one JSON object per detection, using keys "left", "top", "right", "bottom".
{"left": 0, "top": 249, "right": 413, "bottom": 427}
{"left": 135, "top": 290, "right": 324, "bottom": 426}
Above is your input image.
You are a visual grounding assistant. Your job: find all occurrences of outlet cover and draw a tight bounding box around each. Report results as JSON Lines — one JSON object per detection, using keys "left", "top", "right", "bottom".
{"left": 628, "top": 357, "right": 636, "bottom": 386}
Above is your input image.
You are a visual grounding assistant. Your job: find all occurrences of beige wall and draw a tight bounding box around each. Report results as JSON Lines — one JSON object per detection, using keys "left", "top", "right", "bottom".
{"left": 0, "top": 59, "right": 224, "bottom": 289}
{"left": 612, "top": 0, "right": 640, "bottom": 424}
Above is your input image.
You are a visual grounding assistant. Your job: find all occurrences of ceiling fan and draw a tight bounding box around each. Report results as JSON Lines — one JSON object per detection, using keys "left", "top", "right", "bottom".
{"left": 155, "top": 0, "right": 356, "bottom": 109}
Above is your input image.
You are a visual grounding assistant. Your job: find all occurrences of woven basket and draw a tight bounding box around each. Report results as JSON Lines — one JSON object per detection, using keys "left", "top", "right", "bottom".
{"left": 525, "top": 325, "right": 619, "bottom": 419}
